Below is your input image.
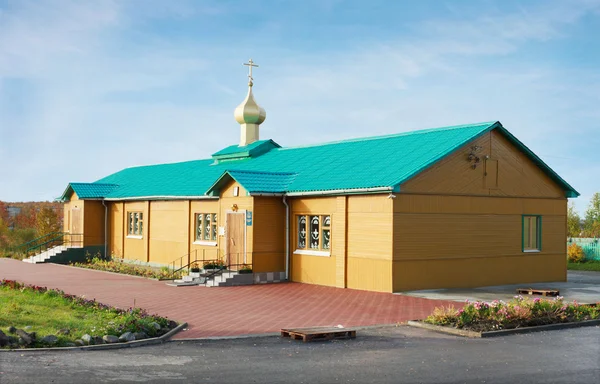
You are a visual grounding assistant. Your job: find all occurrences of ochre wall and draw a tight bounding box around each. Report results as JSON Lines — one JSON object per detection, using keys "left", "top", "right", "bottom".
{"left": 108, "top": 202, "right": 124, "bottom": 257}
{"left": 346, "top": 195, "right": 393, "bottom": 292}
{"left": 290, "top": 197, "right": 338, "bottom": 287}
{"left": 122, "top": 201, "right": 148, "bottom": 262}
{"left": 82, "top": 200, "right": 105, "bottom": 246}
{"left": 189, "top": 200, "right": 221, "bottom": 264}
{"left": 252, "top": 197, "right": 286, "bottom": 273}
{"left": 401, "top": 129, "right": 565, "bottom": 198}
{"left": 148, "top": 201, "right": 189, "bottom": 265}
{"left": 394, "top": 127, "right": 569, "bottom": 291}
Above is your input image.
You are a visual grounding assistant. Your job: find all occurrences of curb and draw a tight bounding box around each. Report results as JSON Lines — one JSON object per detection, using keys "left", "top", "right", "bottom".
{"left": 169, "top": 323, "right": 402, "bottom": 342}
{"left": 0, "top": 322, "right": 187, "bottom": 352}
{"left": 407, "top": 319, "right": 600, "bottom": 338}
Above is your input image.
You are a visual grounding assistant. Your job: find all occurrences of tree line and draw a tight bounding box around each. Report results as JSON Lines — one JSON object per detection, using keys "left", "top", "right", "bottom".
{"left": 568, "top": 192, "right": 600, "bottom": 238}
{"left": 0, "top": 201, "right": 63, "bottom": 252}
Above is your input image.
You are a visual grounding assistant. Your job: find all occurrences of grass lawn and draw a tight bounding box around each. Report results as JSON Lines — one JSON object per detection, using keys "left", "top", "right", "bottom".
{"left": 0, "top": 280, "right": 173, "bottom": 348}
{"left": 567, "top": 261, "right": 600, "bottom": 272}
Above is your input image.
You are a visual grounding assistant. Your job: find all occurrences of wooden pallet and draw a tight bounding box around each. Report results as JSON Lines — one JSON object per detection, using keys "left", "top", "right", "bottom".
{"left": 281, "top": 327, "right": 357, "bottom": 342}
{"left": 516, "top": 288, "right": 560, "bottom": 297}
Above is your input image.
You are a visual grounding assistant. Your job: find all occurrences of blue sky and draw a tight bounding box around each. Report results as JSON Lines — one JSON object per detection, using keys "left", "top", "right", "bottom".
{"left": 1, "top": 0, "right": 599, "bottom": 213}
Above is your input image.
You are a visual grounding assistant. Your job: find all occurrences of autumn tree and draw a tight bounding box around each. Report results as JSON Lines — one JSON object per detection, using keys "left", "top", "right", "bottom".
{"left": 14, "top": 205, "right": 37, "bottom": 229}
{"left": 567, "top": 202, "right": 582, "bottom": 238}
{"left": 583, "top": 192, "right": 600, "bottom": 238}
{"left": 0, "top": 201, "right": 8, "bottom": 223}
{"left": 35, "top": 206, "right": 61, "bottom": 238}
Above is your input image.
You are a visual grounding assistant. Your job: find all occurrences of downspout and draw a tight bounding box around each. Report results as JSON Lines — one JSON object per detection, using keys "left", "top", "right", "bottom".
{"left": 283, "top": 196, "right": 290, "bottom": 280}
{"left": 102, "top": 200, "right": 108, "bottom": 260}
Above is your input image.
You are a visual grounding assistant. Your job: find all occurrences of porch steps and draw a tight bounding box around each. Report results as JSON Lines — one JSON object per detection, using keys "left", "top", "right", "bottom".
{"left": 165, "top": 271, "right": 254, "bottom": 287}
{"left": 23, "top": 245, "right": 69, "bottom": 264}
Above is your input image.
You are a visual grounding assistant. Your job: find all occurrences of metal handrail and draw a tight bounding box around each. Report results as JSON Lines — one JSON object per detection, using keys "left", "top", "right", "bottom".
{"left": 12, "top": 231, "right": 65, "bottom": 253}
{"left": 25, "top": 233, "right": 83, "bottom": 257}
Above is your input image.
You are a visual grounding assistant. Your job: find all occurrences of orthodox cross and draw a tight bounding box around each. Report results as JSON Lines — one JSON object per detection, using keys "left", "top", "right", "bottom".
{"left": 243, "top": 59, "right": 259, "bottom": 84}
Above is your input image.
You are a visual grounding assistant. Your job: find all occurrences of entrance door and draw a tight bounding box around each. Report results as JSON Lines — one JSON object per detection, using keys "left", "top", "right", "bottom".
{"left": 71, "top": 208, "right": 83, "bottom": 247}
{"left": 226, "top": 212, "right": 246, "bottom": 267}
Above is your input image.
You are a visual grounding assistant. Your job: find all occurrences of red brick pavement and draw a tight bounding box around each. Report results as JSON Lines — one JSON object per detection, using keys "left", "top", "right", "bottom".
{"left": 0, "top": 259, "right": 454, "bottom": 339}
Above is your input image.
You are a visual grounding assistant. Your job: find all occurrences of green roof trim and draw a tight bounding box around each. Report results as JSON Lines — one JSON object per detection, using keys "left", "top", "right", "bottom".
{"left": 69, "top": 120, "right": 578, "bottom": 200}
{"left": 206, "top": 170, "right": 298, "bottom": 196}
{"left": 58, "top": 183, "right": 119, "bottom": 201}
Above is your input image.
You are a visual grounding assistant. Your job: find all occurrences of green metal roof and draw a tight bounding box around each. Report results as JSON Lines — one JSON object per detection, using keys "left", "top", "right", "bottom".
{"left": 206, "top": 170, "right": 298, "bottom": 195}
{"left": 68, "top": 121, "right": 577, "bottom": 200}
{"left": 58, "top": 183, "right": 119, "bottom": 201}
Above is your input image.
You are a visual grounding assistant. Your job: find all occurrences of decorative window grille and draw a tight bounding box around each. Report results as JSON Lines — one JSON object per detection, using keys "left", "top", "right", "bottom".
{"left": 127, "top": 212, "right": 143, "bottom": 236}
{"left": 297, "top": 216, "right": 306, "bottom": 249}
{"left": 196, "top": 213, "right": 218, "bottom": 242}
{"left": 296, "top": 214, "right": 331, "bottom": 252}
{"left": 322, "top": 216, "right": 331, "bottom": 250}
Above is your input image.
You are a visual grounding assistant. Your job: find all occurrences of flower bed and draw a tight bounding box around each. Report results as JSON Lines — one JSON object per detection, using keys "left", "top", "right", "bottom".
{"left": 0, "top": 279, "right": 178, "bottom": 349}
{"left": 424, "top": 296, "right": 599, "bottom": 333}
{"left": 72, "top": 256, "right": 182, "bottom": 280}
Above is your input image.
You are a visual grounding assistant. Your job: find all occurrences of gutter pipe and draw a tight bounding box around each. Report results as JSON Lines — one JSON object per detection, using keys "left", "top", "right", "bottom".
{"left": 283, "top": 195, "right": 290, "bottom": 280}
{"left": 102, "top": 199, "right": 108, "bottom": 260}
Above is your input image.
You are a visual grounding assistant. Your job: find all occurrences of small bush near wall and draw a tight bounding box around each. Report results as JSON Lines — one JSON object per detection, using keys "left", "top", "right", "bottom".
{"left": 567, "top": 243, "right": 586, "bottom": 263}
{"left": 72, "top": 253, "right": 182, "bottom": 280}
{"left": 425, "top": 296, "right": 599, "bottom": 332}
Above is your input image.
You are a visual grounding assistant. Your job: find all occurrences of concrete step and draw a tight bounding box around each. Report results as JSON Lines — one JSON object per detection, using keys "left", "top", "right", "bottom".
{"left": 167, "top": 277, "right": 206, "bottom": 287}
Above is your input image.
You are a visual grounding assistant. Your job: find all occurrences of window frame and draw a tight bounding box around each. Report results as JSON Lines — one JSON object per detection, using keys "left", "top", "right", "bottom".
{"left": 522, "top": 215, "right": 542, "bottom": 252}
{"left": 127, "top": 211, "right": 144, "bottom": 238}
{"left": 194, "top": 212, "right": 218, "bottom": 246}
{"left": 294, "top": 214, "right": 331, "bottom": 257}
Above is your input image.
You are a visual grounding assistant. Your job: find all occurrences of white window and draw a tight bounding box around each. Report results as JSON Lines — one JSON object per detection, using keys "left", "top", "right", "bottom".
{"left": 523, "top": 215, "right": 542, "bottom": 252}
{"left": 196, "top": 213, "right": 218, "bottom": 241}
{"left": 128, "top": 212, "right": 143, "bottom": 236}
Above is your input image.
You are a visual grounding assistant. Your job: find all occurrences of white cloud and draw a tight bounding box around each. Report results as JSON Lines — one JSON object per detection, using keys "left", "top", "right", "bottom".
{"left": 0, "top": 0, "right": 599, "bottom": 212}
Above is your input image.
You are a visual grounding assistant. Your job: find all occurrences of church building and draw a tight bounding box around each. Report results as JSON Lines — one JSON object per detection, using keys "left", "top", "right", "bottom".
{"left": 57, "top": 60, "right": 579, "bottom": 292}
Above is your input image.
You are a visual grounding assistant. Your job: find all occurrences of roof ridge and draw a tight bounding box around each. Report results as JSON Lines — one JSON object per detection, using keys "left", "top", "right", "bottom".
{"left": 279, "top": 121, "right": 498, "bottom": 151}
{"left": 227, "top": 169, "right": 297, "bottom": 176}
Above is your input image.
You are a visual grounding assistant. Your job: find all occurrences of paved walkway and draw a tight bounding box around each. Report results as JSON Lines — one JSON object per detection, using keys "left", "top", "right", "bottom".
{"left": 0, "top": 259, "right": 453, "bottom": 339}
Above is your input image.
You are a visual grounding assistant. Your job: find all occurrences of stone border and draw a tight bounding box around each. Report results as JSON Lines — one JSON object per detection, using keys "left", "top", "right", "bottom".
{"left": 0, "top": 322, "right": 187, "bottom": 352}
{"left": 407, "top": 319, "right": 600, "bottom": 338}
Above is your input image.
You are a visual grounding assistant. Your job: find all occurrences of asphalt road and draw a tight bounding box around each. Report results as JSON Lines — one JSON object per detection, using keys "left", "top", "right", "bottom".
{"left": 1, "top": 326, "right": 599, "bottom": 384}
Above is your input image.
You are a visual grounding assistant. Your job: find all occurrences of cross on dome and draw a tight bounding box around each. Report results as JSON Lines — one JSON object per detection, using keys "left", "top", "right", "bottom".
{"left": 243, "top": 59, "right": 259, "bottom": 86}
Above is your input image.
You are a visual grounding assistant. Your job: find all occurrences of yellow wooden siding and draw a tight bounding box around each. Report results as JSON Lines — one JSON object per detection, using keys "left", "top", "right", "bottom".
{"left": 148, "top": 201, "right": 189, "bottom": 265}
{"left": 122, "top": 201, "right": 147, "bottom": 262}
{"left": 401, "top": 129, "right": 566, "bottom": 198}
{"left": 189, "top": 200, "right": 221, "bottom": 263}
{"left": 346, "top": 195, "right": 393, "bottom": 292}
{"left": 291, "top": 253, "right": 337, "bottom": 286}
{"left": 334, "top": 196, "right": 347, "bottom": 288}
{"left": 82, "top": 200, "right": 105, "bottom": 246}
{"left": 392, "top": 195, "right": 567, "bottom": 291}
{"left": 290, "top": 197, "right": 338, "bottom": 287}
{"left": 393, "top": 253, "right": 565, "bottom": 291}
{"left": 252, "top": 197, "right": 285, "bottom": 273}
{"left": 108, "top": 202, "right": 124, "bottom": 258}
{"left": 489, "top": 131, "right": 564, "bottom": 198}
